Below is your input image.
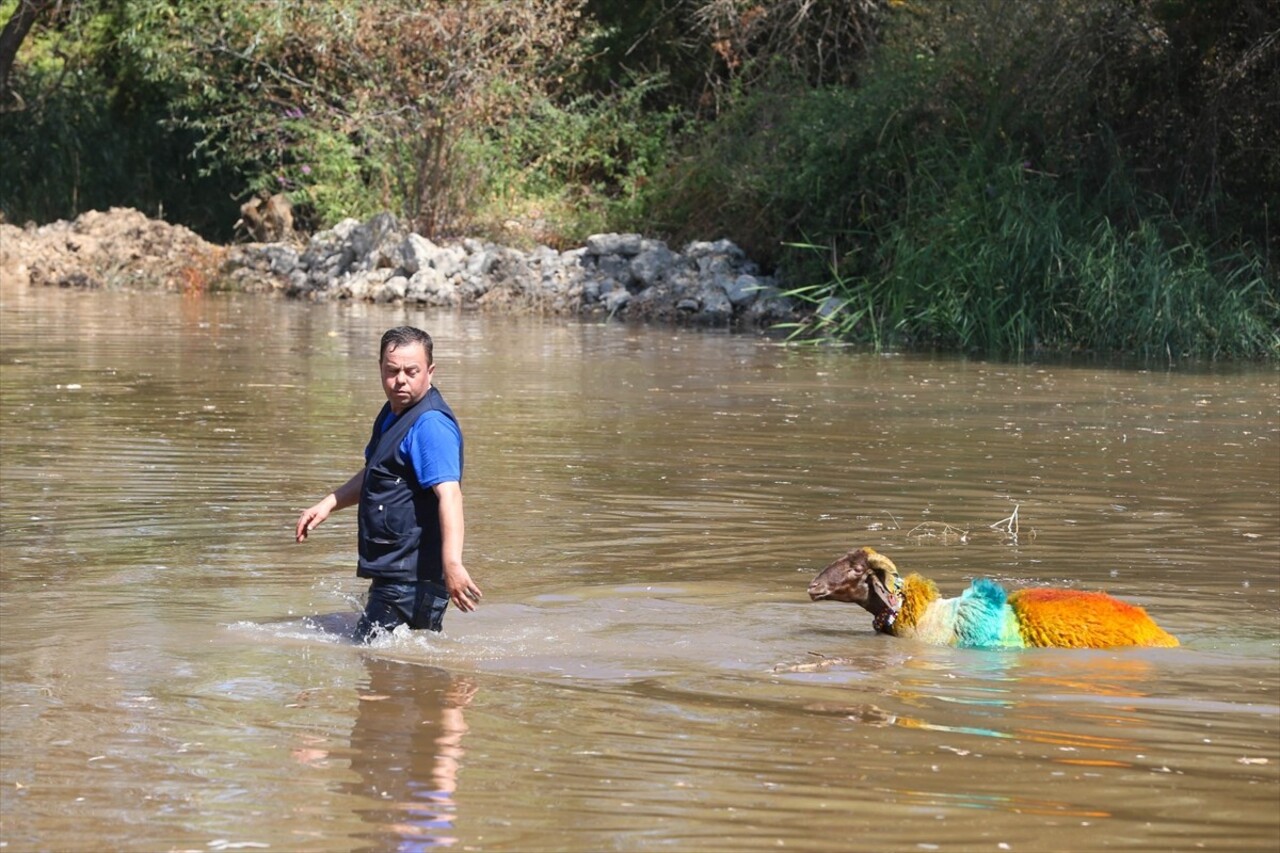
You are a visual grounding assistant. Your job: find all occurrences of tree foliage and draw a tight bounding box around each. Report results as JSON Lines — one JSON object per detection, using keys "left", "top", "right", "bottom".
{"left": 1, "top": 0, "right": 598, "bottom": 237}
{"left": 584, "top": 0, "right": 887, "bottom": 114}
{"left": 124, "top": 0, "right": 594, "bottom": 237}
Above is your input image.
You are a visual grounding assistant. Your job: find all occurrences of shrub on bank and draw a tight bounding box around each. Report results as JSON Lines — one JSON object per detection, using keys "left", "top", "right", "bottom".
{"left": 633, "top": 0, "right": 1278, "bottom": 358}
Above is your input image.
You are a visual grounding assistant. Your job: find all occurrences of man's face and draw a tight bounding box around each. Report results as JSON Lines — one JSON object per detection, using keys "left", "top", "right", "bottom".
{"left": 381, "top": 342, "right": 434, "bottom": 414}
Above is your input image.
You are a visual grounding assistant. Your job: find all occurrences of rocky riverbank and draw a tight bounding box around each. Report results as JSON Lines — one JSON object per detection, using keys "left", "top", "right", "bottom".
{"left": 0, "top": 208, "right": 797, "bottom": 330}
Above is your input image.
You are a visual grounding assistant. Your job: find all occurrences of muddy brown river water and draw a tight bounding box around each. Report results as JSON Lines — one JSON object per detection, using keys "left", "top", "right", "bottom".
{"left": 1, "top": 280, "right": 1277, "bottom": 852}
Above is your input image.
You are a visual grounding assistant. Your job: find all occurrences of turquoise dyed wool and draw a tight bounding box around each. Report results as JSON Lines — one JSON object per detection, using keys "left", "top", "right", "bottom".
{"left": 952, "top": 579, "right": 1025, "bottom": 648}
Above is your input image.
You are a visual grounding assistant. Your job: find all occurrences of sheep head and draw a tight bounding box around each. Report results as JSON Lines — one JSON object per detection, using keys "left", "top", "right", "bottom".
{"left": 808, "top": 547, "right": 903, "bottom": 624}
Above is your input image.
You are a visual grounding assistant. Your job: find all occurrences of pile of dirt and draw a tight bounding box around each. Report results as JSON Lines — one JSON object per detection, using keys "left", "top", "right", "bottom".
{"left": 0, "top": 207, "right": 230, "bottom": 294}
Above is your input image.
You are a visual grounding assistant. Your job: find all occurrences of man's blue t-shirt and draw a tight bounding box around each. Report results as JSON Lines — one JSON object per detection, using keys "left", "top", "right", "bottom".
{"left": 368, "top": 409, "right": 462, "bottom": 488}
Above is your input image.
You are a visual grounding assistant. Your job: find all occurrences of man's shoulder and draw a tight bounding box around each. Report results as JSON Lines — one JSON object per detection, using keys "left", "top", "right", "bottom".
{"left": 408, "top": 409, "right": 462, "bottom": 441}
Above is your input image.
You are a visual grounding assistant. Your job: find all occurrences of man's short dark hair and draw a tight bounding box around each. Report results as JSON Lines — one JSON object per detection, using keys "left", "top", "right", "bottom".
{"left": 379, "top": 326, "right": 434, "bottom": 365}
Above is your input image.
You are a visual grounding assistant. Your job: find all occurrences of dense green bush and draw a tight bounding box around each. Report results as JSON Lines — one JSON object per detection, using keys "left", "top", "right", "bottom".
{"left": 0, "top": 0, "right": 241, "bottom": 233}
{"left": 463, "top": 72, "right": 681, "bottom": 246}
{"left": 635, "top": 0, "right": 1278, "bottom": 357}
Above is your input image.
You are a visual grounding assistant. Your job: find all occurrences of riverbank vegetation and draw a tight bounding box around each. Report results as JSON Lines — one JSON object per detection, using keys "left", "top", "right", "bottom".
{"left": 2, "top": 0, "right": 1276, "bottom": 357}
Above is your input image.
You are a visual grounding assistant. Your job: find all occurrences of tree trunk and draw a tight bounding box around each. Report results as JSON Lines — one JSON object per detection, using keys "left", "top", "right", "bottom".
{"left": 0, "top": 0, "right": 58, "bottom": 107}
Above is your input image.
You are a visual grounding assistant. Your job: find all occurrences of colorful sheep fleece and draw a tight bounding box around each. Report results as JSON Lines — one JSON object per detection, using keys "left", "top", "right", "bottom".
{"left": 807, "top": 547, "right": 1179, "bottom": 649}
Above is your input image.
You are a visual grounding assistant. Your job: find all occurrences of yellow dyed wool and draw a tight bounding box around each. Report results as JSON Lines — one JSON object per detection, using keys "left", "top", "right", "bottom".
{"left": 1009, "top": 588, "right": 1179, "bottom": 648}
{"left": 892, "top": 574, "right": 941, "bottom": 640}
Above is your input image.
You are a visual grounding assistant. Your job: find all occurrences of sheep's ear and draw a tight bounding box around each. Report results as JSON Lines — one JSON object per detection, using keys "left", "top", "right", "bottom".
{"left": 865, "top": 569, "right": 893, "bottom": 607}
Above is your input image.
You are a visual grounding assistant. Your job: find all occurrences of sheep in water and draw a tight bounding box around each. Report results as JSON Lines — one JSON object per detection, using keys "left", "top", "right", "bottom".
{"left": 807, "top": 547, "right": 1179, "bottom": 649}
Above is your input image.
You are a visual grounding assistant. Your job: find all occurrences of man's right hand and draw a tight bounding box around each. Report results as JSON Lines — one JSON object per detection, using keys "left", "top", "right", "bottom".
{"left": 295, "top": 501, "right": 331, "bottom": 542}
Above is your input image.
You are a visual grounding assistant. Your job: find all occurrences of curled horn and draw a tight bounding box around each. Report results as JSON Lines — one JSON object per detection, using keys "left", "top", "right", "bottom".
{"left": 864, "top": 549, "right": 902, "bottom": 595}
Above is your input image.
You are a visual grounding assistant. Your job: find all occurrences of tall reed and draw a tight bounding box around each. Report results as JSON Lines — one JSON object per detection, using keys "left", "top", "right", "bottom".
{"left": 778, "top": 141, "right": 1278, "bottom": 359}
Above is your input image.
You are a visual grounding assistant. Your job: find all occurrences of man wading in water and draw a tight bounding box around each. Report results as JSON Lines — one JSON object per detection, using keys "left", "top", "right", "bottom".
{"left": 295, "top": 325, "right": 482, "bottom": 641}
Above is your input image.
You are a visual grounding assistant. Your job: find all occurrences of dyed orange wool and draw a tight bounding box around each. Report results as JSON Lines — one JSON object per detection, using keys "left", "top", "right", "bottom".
{"left": 1009, "top": 588, "right": 1179, "bottom": 648}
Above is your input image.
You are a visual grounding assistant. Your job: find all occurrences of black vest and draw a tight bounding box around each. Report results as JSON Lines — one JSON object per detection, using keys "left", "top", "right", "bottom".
{"left": 357, "top": 386, "right": 462, "bottom": 582}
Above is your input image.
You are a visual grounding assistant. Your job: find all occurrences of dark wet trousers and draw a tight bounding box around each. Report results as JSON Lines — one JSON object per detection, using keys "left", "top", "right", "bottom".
{"left": 354, "top": 579, "right": 450, "bottom": 642}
